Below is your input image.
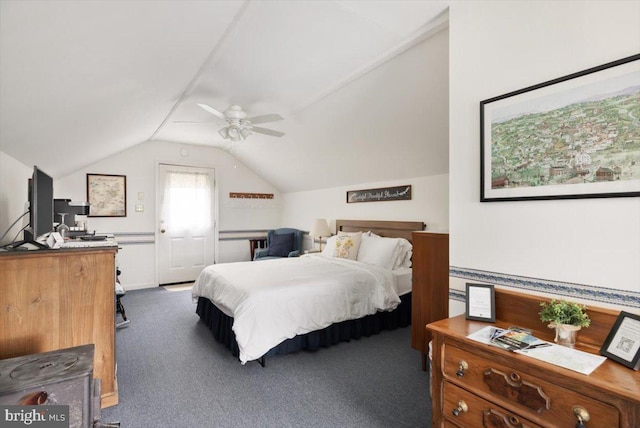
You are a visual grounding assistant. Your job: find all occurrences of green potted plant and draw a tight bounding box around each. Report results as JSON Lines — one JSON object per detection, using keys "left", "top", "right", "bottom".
{"left": 539, "top": 299, "right": 590, "bottom": 347}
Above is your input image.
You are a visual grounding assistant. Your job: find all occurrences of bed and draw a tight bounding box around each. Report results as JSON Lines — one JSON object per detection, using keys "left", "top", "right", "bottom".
{"left": 193, "top": 219, "right": 426, "bottom": 365}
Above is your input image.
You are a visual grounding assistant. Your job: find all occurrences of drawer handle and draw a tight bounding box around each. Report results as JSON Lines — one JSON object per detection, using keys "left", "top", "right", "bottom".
{"left": 456, "top": 360, "right": 469, "bottom": 378}
{"left": 483, "top": 409, "right": 523, "bottom": 428}
{"left": 573, "top": 406, "right": 590, "bottom": 428}
{"left": 452, "top": 400, "right": 468, "bottom": 417}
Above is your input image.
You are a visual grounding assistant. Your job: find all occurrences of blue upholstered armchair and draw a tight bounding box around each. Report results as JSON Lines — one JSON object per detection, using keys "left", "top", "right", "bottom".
{"left": 253, "top": 228, "right": 304, "bottom": 261}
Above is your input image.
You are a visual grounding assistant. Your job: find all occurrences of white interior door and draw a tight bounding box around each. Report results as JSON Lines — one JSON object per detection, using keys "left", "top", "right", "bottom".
{"left": 157, "top": 164, "right": 216, "bottom": 285}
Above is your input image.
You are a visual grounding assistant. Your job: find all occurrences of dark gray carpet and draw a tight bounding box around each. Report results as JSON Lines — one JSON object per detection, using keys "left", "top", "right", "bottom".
{"left": 101, "top": 287, "right": 431, "bottom": 427}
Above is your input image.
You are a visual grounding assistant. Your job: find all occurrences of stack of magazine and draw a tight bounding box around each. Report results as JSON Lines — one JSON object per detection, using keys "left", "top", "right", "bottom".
{"left": 488, "top": 327, "right": 548, "bottom": 351}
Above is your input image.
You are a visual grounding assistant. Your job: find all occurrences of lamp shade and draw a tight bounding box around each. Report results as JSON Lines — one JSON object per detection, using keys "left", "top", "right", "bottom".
{"left": 310, "top": 218, "right": 331, "bottom": 237}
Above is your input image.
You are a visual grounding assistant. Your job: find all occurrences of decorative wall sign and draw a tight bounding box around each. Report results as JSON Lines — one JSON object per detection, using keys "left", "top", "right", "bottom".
{"left": 346, "top": 185, "right": 411, "bottom": 203}
{"left": 480, "top": 54, "right": 640, "bottom": 202}
{"left": 229, "top": 192, "right": 274, "bottom": 199}
{"left": 87, "top": 174, "right": 127, "bottom": 217}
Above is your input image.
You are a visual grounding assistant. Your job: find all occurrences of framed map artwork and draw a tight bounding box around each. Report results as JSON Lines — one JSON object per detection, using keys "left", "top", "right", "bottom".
{"left": 480, "top": 54, "right": 640, "bottom": 202}
{"left": 87, "top": 174, "right": 127, "bottom": 217}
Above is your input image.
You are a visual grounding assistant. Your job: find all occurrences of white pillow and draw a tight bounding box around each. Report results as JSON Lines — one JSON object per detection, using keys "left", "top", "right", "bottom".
{"left": 357, "top": 234, "right": 399, "bottom": 269}
{"left": 392, "top": 238, "right": 413, "bottom": 269}
{"left": 357, "top": 235, "right": 413, "bottom": 269}
{"left": 333, "top": 231, "right": 362, "bottom": 260}
{"left": 321, "top": 235, "right": 338, "bottom": 257}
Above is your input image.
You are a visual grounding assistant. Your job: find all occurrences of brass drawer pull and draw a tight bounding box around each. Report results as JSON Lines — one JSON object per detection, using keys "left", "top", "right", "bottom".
{"left": 456, "top": 360, "right": 469, "bottom": 378}
{"left": 573, "top": 406, "right": 590, "bottom": 428}
{"left": 452, "top": 400, "right": 468, "bottom": 417}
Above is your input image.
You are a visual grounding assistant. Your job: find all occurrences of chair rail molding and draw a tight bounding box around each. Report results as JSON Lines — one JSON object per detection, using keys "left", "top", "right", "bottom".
{"left": 450, "top": 266, "right": 640, "bottom": 309}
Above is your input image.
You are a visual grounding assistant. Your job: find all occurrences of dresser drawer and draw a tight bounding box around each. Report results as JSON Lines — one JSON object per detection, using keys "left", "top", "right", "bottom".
{"left": 442, "top": 344, "right": 619, "bottom": 427}
{"left": 443, "top": 381, "right": 543, "bottom": 428}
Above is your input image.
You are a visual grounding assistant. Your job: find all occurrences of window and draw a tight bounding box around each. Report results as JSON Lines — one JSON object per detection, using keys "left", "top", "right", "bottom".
{"left": 163, "top": 171, "right": 211, "bottom": 231}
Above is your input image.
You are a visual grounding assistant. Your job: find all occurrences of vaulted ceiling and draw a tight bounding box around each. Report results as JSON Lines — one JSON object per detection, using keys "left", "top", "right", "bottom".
{"left": 0, "top": 0, "right": 449, "bottom": 193}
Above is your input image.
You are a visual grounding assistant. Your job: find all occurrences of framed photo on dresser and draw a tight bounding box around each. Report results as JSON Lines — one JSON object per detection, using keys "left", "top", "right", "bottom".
{"left": 465, "top": 283, "right": 496, "bottom": 322}
{"left": 600, "top": 311, "right": 640, "bottom": 371}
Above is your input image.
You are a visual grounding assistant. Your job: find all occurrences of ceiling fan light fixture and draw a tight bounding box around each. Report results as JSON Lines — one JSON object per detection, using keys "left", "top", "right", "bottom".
{"left": 200, "top": 103, "right": 285, "bottom": 141}
{"left": 228, "top": 126, "right": 241, "bottom": 141}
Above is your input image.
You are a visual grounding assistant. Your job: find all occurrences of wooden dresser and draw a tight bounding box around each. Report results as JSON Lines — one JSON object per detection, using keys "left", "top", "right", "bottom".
{"left": 427, "top": 288, "right": 640, "bottom": 428}
{"left": 411, "top": 231, "right": 449, "bottom": 370}
{"left": 0, "top": 247, "right": 118, "bottom": 408}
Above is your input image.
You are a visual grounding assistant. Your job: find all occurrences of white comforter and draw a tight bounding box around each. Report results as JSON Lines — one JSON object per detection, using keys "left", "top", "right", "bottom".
{"left": 192, "top": 254, "right": 400, "bottom": 364}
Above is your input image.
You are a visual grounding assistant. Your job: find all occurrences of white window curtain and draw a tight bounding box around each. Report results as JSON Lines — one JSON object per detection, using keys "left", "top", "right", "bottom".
{"left": 163, "top": 171, "right": 211, "bottom": 231}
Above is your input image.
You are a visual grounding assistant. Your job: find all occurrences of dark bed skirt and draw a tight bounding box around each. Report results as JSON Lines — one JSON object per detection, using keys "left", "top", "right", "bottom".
{"left": 195, "top": 293, "right": 412, "bottom": 361}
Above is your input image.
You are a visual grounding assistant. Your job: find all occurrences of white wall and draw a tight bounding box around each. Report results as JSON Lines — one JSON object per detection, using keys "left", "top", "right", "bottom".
{"left": 281, "top": 174, "right": 449, "bottom": 248}
{"left": 0, "top": 151, "right": 32, "bottom": 245}
{"left": 55, "top": 140, "right": 281, "bottom": 289}
{"left": 449, "top": 1, "right": 640, "bottom": 313}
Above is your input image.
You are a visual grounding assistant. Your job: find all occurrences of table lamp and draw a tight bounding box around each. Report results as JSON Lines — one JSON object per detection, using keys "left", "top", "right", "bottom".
{"left": 310, "top": 218, "right": 331, "bottom": 252}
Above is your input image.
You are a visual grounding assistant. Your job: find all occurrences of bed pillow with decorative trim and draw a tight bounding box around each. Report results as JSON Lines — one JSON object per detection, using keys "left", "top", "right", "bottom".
{"left": 333, "top": 231, "right": 362, "bottom": 260}
{"left": 267, "top": 233, "right": 294, "bottom": 257}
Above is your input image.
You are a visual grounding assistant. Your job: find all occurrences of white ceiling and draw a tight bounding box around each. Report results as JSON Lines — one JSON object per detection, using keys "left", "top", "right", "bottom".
{"left": 0, "top": 0, "right": 449, "bottom": 193}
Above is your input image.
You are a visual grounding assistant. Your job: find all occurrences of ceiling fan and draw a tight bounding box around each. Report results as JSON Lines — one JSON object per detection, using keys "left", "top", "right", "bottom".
{"left": 197, "top": 103, "right": 285, "bottom": 142}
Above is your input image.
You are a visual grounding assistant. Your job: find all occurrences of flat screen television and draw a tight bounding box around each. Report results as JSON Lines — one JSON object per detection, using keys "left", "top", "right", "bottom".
{"left": 30, "top": 166, "right": 54, "bottom": 240}
{"left": 12, "top": 166, "right": 54, "bottom": 249}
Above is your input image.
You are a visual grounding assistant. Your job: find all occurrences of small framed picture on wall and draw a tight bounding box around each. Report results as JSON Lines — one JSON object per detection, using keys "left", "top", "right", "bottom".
{"left": 87, "top": 173, "right": 127, "bottom": 217}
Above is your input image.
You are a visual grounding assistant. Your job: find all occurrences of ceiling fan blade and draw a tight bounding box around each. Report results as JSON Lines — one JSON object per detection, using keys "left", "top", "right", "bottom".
{"left": 246, "top": 113, "right": 284, "bottom": 125}
{"left": 251, "top": 126, "right": 285, "bottom": 137}
{"left": 197, "top": 103, "right": 226, "bottom": 120}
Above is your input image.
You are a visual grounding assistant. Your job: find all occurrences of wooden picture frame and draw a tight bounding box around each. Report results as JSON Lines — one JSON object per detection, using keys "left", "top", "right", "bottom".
{"left": 87, "top": 174, "right": 127, "bottom": 217}
{"left": 480, "top": 53, "right": 640, "bottom": 202}
{"left": 465, "top": 283, "right": 496, "bottom": 322}
{"left": 600, "top": 311, "right": 640, "bottom": 371}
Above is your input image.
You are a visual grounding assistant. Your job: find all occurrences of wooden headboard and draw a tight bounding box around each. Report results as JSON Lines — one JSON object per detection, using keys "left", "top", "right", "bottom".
{"left": 335, "top": 219, "right": 425, "bottom": 242}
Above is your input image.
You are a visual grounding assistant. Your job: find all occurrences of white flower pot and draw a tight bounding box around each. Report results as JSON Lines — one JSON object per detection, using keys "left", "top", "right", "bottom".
{"left": 549, "top": 323, "right": 581, "bottom": 348}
